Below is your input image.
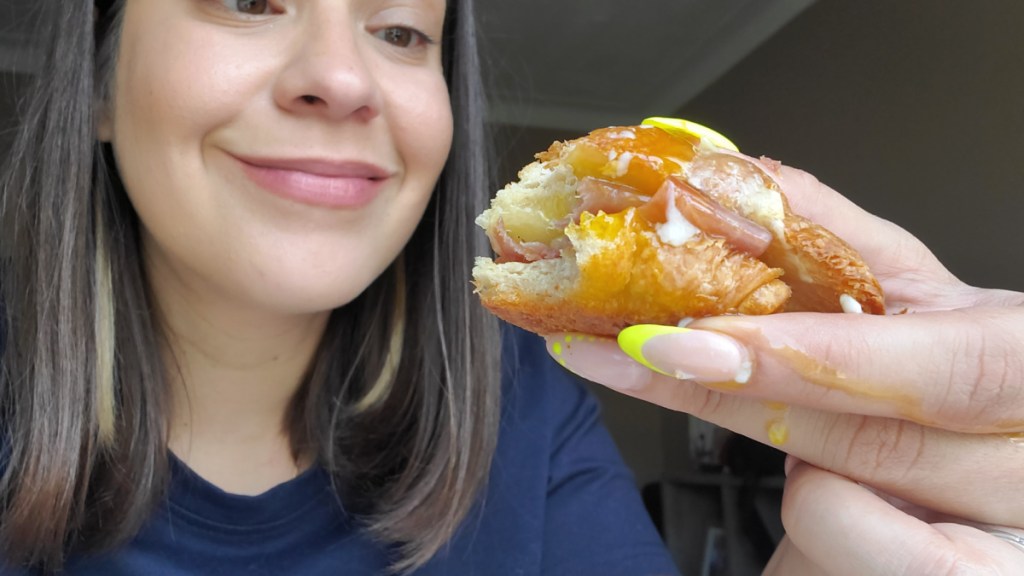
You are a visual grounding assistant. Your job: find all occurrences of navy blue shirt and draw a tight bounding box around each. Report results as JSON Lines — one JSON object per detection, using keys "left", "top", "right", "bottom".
{"left": 5, "top": 328, "right": 679, "bottom": 575}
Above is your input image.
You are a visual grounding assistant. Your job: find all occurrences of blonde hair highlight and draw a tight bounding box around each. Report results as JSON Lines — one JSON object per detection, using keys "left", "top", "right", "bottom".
{"left": 93, "top": 191, "right": 116, "bottom": 445}
{"left": 355, "top": 263, "right": 406, "bottom": 412}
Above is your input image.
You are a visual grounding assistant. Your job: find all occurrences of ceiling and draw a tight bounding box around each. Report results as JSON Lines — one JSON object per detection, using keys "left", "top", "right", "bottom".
{"left": 478, "top": 0, "right": 815, "bottom": 131}
{"left": 0, "top": 0, "right": 816, "bottom": 131}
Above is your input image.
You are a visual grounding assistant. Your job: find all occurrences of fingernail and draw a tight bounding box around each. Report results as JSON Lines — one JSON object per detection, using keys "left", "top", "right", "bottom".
{"left": 617, "top": 325, "right": 753, "bottom": 385}
{"left": 641, "top": 117, "right": 740, "bottom": 152}
{"left": 545, "top": 334, "right": 652, "bottom": 391}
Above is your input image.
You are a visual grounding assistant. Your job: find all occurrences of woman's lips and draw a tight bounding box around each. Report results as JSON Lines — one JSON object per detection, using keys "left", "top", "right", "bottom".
{"left": 233, "top": 154, "right": 394, "bottom": 209}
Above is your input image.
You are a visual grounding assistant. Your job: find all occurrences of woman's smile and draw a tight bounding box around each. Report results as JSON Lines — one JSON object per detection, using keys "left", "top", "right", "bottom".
{"left": 231, "top": 153, "right": 396, "bottom": 209}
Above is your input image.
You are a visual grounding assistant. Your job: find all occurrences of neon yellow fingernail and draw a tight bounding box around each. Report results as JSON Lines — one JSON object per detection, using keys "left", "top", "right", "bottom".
{"left": 642, "top": 117, "right": 740, "bottom": 152}
{"left": 616, "top": 324, "right": 693, "bottom": 377}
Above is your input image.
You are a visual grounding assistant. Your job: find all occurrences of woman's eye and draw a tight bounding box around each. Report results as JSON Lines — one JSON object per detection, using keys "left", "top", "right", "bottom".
{"left": 376, "top": 27, "right": 430, "bottom": 49}
{"left": 220, "top": 0, "right": 272, "bottom": 15}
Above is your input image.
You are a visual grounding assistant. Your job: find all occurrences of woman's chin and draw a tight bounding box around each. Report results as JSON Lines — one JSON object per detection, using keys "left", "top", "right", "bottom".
{"left": 241, "top": 280, "right": 373, "bottom": 317}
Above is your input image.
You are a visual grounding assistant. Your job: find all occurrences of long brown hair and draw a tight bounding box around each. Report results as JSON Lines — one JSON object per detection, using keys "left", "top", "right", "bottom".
{"left": 0, "top": 1, "right": 500, "bottom": 573}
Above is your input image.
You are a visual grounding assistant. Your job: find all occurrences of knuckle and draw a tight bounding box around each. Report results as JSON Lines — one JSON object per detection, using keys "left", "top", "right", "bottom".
{"left": 832, "top": 416, "right": 926, "bottom": 484}
{"left": 686, "top": 386, "right": 727, "bottom": 420}
{"left": 938, "top": 316, "right": 1024, "bottom": 427}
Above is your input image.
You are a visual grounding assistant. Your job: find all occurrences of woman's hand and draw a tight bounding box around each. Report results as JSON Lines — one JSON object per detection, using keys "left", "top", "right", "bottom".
{"left": 543, "top": 164, "right": 1024, "bottom": 574}
{"left": 762, "top": 461, "right": 1024, "bottom": 575}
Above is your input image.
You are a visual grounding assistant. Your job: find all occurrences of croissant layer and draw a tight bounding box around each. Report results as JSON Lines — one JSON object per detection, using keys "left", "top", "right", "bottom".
{"left": 472, "top": 125, "right": 884, "bottom": 335}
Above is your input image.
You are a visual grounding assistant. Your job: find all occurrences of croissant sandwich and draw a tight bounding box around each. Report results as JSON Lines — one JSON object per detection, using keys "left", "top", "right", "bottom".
{"left": 472, "top": 118, "right": 884, "bottom": 336}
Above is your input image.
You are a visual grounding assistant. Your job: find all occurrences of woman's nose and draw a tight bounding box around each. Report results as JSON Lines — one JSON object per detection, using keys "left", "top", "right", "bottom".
{"left": 273, "top": 12, "right": 382, "bottom": 123}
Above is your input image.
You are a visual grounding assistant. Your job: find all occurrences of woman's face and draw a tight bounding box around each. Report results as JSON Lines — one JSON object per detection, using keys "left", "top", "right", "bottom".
{"left": 102, "top": 0, "right": 452, "bottom": 315}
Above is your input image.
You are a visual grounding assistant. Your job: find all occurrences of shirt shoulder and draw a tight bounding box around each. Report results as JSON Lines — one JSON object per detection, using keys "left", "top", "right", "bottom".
{"left": 424, "top": 325, "right": 680, "bottom": 576}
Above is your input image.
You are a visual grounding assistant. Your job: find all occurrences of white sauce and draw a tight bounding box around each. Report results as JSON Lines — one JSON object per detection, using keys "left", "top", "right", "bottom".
{"left": 677, "top": 364, "right": 753, "bottom": 384}
{"left": 609, "top": 130, "right": 637, "bottom": 139}
{"left": 735, "top": 360, "right": 753, "bottom": 384}
{"left": 616, "top": 152, "right": 634, "bottom": 177}
{"left": 840, "top": 294, "right": 864, "bottom": 314}
{"left": 656, "top": 196, "right": 700, "bottom": 246}
{"left": 672, "top": 369, "right": 696, "bottom": 380}
{"left": 639, "top": 154, "right": 665, "bottom": 170}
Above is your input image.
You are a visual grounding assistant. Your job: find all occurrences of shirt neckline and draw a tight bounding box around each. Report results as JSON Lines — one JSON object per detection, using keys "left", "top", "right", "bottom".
{"left": 167, "top": 452, "right": 345, "bottom": 530}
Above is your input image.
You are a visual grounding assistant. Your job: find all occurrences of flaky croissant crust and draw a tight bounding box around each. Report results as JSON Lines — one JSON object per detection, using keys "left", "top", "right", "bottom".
{"left": 473, "top": 125, "right": 884, "bottom": 336}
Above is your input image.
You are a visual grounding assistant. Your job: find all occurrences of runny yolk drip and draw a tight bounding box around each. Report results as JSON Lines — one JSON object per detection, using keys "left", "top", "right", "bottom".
{"left": 766, "top": 418, "right": 790, "bottom": 446}
{"left": 764, "top": 402, "right": 791, "bottom": 447}
{"left": 564, "top": 125, "right": 699, "bottom": 194}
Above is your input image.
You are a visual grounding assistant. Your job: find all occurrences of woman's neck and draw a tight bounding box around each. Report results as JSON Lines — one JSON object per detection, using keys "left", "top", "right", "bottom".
{"left": 147, "top": 250, "right": 329, "bottom": 495}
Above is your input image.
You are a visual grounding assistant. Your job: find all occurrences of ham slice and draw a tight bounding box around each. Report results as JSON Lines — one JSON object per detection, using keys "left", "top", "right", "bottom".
{"left": 572, "top": 177, "right": 648, "bottom": 221}
{"left": 639, "top": 176, "right": 772, "bottom": 257}
{"left": 489, "top": 175, "right": 772, "bottom": 263}
{"left": 488, "top": 218, "right": 565, "bottom": 264}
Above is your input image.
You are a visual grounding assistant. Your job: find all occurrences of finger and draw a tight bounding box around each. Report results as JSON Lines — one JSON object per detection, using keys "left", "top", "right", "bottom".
{"left": 680, "top": 381, "right": 1021, "bottom": 527}
{"left": 771, "top": 406, "right": 1024, "bottom": 528}
{"left": 769, "top": 164, "right": 894, "bottom": 245}
{"left": 768, "top": 163, "right": 888, "bottom": 242}
{"left": 753, "top": 162, "right": 959, "bottom": 290}
{"left": 762, "top": 536, "right": 829, "bottom": 576}
{"left": 782, "top": 462, "right": 1024, "bottom": 576}
{"left": 682, "top": 309, "right": 1024, "bottom": 433}
{"left": 546, "top": 335, "right": 1024, "bottom": 526}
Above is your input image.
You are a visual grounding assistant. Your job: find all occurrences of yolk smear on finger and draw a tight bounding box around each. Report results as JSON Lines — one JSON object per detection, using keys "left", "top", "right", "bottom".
{"left": 764, "top": 402, "right": 791, "bottom": 447}
{"left": 767, "top": 418, "right": 790, "bottom": 446}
